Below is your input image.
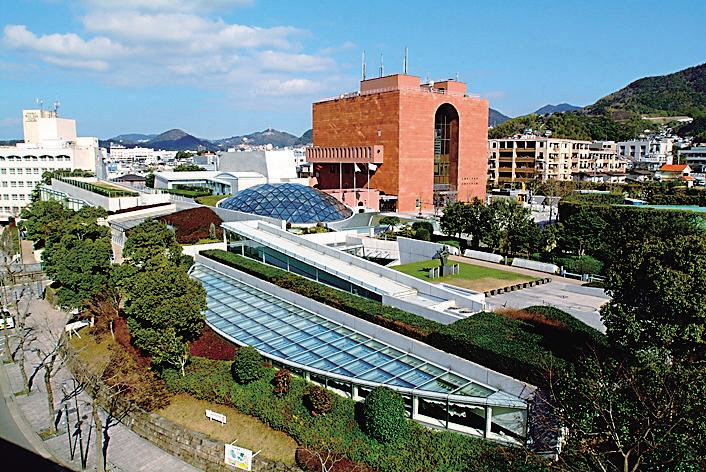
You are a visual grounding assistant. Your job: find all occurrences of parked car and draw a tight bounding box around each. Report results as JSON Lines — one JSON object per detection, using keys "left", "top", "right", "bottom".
{"left": 0, "top": 310, "right": 14, "bottom": 330}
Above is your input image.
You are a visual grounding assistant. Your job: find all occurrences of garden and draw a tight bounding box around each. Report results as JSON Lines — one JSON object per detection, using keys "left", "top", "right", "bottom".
{"left": 392, "top": 259, "right": 536, "bottom": 292}
{"left": 157, "top": 206, "right": 224, "bottom": 244}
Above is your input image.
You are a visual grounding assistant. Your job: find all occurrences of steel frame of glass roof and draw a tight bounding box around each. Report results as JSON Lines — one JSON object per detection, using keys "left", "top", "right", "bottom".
{"left": 191, "top": 263, "right": 525, "bottom": 409}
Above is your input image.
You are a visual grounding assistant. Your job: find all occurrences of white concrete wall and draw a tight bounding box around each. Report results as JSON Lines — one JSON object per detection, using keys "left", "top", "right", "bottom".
{"left": 397, "top": 236, "right": 459, "bottom": 265}
{"left": 464, "top": 249, "right": 504, "bottom": 264}
{"left": 512, "top": 258, "right": 558, "bottom": 274}
{"left": 182, "top": 242, "right": 227, "bottom": 257}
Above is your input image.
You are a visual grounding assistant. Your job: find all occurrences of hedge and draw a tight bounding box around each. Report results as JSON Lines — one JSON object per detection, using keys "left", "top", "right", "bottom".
{"left": 162, "top": 357, "right": 549, "bottom": 472}
{"left": 201, "top": 250, "right": 604, "bottom": 386}
{"left": 550, "top": 255, "right": 604, "bottom": 275}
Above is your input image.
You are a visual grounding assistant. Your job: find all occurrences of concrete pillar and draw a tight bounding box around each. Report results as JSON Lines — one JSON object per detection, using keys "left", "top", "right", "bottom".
{"left": 412, "top": 396, "right": 419, "bottom": 419}
{"left": 351, "top": 385, "right": 359, "bottom": 400}
{"left": 485, "top": 406, "right": 492, "bottom": 438}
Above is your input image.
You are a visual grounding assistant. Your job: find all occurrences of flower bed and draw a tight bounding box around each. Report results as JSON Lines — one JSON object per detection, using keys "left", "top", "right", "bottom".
{"left": 158, "top": 207, "right": 223, "bottom": 244}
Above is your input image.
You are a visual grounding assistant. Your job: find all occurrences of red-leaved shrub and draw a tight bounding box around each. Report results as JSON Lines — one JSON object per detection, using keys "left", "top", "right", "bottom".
{"left": 158, "top": 207, "right": 223, "bottom": 244}
{"left": 113, "top": 316, "right": 152, "bottom": 368}
{"left": 296, "top": 448, "right": 374, "bottom": 472}
{"left": 189, "top": 324, "right": 238, "bottom": 360}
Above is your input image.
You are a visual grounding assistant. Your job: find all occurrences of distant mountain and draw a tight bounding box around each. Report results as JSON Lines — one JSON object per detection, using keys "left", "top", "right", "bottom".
{"left": 293, "top": 129, "right": 312, "bottom": 146}
{"left": 212, "top": 128, "right": 299, "bottom": 149}
{"left": 585, "top": 62, "right": 706, "bottom": 116}
{"left": 489, "top": 108, "right": 511, "bottom": 126}
{"left": 110, "top": 133, "right": 157, "bottom": 144}
{"left": 145, "top": 129, "right": 216, "bottom": 151}
{"left": 530, "top": 103, "right": 582, "bottom": 115}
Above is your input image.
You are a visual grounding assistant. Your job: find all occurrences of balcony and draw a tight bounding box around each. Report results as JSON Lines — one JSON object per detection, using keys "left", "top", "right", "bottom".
{"left": 306, "top": 145, "right": 384, "bottom": 164}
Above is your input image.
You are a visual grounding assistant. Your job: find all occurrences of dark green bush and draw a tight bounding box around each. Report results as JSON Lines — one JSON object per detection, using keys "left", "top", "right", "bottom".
{"left": 272, "top": 369, "right": 291, "bottom": 397}
{"left": 362, "top": 387, "right": 408, "bottom": 443}
{"left": 411, "top": 221, "right": 434, "bottom": 235}
{"left": 231, "top": 346, "right": 265, "bottom": 384}
{"left": 306, "top": 385, "right": 333, "bottom": 416}
{"left": 414, "top": 227, "right": 431, "bottom": 241}
{"left": 552, "top": 255, "right": 604, "bottom": 274}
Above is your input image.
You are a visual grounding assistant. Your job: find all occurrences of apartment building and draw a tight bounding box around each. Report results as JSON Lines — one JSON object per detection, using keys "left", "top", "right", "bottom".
{"left": 107, "top": 143, "right": 176, "bottom": 165}
{"left": 0, "top": 108, "right": 98, "bottom": 220}
{"left": 573, "top": 141, "right": 628, "bottom": 183}
{"left": 488, "top": 137, "right": 590, "bottom": 185}
{"left": 617, "top": 137, "right": 674, "bottom": 171}
{"left": 678, "top": 146, "right": 706, "bottom": 174}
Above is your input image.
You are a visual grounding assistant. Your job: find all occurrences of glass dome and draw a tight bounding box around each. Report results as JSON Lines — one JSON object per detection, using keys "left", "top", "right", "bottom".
{"left": 219, "top": 183, "right": 353, "bottom": 224}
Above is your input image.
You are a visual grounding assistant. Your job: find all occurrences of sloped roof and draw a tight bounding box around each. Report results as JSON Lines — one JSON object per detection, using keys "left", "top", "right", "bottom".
{"left": 659, "top": 164, "right": 689, "bottom": 172}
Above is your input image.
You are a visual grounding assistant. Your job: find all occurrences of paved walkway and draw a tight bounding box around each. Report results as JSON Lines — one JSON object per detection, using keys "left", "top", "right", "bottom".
{"left": 0, "top": 297, "right": 199, "bottom": 472}
{"left": 452, "top": 255, "right": 609, "bottom": 332}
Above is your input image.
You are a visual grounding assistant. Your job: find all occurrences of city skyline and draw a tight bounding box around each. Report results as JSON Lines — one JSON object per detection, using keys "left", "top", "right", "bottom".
{"left": 1, "top": 0, "right": 705, "bottom": 140}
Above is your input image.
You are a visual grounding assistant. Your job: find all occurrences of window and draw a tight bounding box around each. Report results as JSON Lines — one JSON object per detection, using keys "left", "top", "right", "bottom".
{"left": 0, "top": 169, "right": 5, "bottom": 174}
{"left": 9, "top": 168, "right": 15, "bottom": 174}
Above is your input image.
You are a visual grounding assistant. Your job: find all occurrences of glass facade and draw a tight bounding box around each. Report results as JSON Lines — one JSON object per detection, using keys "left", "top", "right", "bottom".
{"left": 227, "top": 229, "right": 382, "bottom": 301}
{"left": 218, "top": 183, "right": 353, "bottom": 224}
{"left": 191, "top": 263, "right": 528, "bottom": 443}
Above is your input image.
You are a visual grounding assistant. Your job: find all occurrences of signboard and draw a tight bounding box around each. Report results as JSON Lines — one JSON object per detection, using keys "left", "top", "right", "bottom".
{"left": 206, "top": 409, "right": 227, "bottom": 424}
{"left": 225, "top": 444, "right": 252, "bottom": 471}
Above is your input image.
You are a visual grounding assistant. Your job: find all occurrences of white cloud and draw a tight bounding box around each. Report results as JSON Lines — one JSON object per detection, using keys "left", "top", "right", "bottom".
{"left": 2, "top": 3, "right": 346, "bottom": 104}
{"left": 3, "top": 24, "right": 128, "bottom": 59}
{"left": 257, "top": 51, "right": 335, "bottom": 72}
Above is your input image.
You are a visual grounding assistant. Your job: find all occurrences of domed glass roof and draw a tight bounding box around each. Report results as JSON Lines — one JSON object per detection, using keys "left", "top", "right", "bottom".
{"left": 219, "top": 183, "right": 352, "bottom": 224}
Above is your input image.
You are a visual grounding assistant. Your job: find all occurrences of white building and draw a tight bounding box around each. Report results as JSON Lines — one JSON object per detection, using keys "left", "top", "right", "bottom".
{"left": 678, "top": 146, "right": 706, "bottom": 174}
{"left": 107, "top": 143, "right": 177, "bottom": 165}
{"left": 617, "top": 137, "right": 674, "bottom": 171}
{"left": 1, "top": 108, "right": 99, "bottom": 221}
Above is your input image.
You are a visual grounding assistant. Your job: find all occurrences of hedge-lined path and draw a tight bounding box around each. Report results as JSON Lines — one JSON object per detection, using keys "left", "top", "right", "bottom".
{"left": 450, "top": 254, "right": 585, "bottom": 284}
{"left": 2, "top": 298, "right": 199, "bottom": 472}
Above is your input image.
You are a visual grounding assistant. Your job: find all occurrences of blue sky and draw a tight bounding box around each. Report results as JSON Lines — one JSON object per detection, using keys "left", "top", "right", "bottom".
{"left": 1, "top": 0, "right": 705, "bottom": 140}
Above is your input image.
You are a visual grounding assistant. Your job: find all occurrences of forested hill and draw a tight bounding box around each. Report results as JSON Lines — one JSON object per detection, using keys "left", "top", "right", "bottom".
{"left": 487, "top": 112, "right": 650, "bottom": 141}
{"left": 585, "top": 62, "right": 706, "bottom": 116}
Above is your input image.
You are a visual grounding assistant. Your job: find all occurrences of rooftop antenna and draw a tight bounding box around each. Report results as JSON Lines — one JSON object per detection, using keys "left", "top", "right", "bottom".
{"left": 362, "top": 51, "right": 366, "bottom": 80}
{"left": 35, "top": 97, "right": 44, "bottom": 110}
{"left": 52, "top": 100, "right": 60, "bottom": 115}
{"left": 455, "top": 72, "right": 459, "bottom": 81}
{"left": 379, "top": 53, "right": 384, "bottom": 77}
{"left": 403, "top": 47, "right": 408, "bottom": 75}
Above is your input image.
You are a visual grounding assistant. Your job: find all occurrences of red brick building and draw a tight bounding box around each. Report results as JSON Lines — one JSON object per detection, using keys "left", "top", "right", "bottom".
{"left": 306, "top": 74, "right": 488, "bottom": 212}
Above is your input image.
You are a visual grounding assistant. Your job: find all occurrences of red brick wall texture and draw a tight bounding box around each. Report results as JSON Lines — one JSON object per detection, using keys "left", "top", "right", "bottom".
{"left": 312, "top": 80, "right": 488, "bottom": 212}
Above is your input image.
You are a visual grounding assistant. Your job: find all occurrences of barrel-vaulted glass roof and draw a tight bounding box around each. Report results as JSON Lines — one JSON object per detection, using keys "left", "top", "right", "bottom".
{"left": 191, "top": 264, "right": 496, "bottom": 399}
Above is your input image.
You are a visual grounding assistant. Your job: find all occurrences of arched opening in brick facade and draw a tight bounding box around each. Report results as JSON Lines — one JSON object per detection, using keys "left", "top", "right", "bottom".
{"left": 434, "top": 103, "right": 459, "bottom": 200}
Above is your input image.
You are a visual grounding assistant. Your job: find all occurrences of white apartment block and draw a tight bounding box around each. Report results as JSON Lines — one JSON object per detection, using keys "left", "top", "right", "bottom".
{"left": 0, "top": 109, "right": 98, "bottom": 220}
{"left": 488, "top": 137, "right": 629, "bottom": 185}
{"left": 616, "top": 137, "right": 674, "bottom": 171}
{"left": 107, "top": 143, "right": 177, "bottom": 165}
{"left": 678, "top": 146, "right": 706, "bottom": 174}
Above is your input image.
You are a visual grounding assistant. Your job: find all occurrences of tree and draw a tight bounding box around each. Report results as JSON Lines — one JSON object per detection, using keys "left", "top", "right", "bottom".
{"left": 440, "top": 202, "right": 466, "bottom": 239}
{"left": 122, "top": 257, "right": 206, "bottom": 368}
{"left": 144, "top": 172, "right": 155, "bottom": 188}
{"left": 231, "top": 346, "right": 264, "bottom": 384}
{"left": 601, "top": 233, "right": 706, "bottom": 359}
{"left": 549, "top": 352, "right": 705, "bottom": 472}
{"left": 42, "top": 217, "right": 112, "bottom": 309}
{"left": 122, "top": 219, "right": 183, "bottom": 268}
{"left": 485, "top": 199, "right": 539, "bottom": 256}
{"left": 19, "top": 200, "right": 71, "bottom": 247}
{"left": 173, "top": 163, "right": 204, "bottom": 172}
{"left": 560, "top": 207, "right": 607, "bottom": 256}
{"left": 379, "top": 216, "right": 400, "bottom": 231}
{"left": 361, "top": 386, "right": 408, "bottom": 443}
{"left": 32, "top": 329, "right": 68, "bottom": 436}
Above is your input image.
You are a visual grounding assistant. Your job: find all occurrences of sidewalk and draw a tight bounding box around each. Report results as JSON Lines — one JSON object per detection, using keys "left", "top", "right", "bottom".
{"left": 1, "top": 298, "right": 200, "bottom": 472}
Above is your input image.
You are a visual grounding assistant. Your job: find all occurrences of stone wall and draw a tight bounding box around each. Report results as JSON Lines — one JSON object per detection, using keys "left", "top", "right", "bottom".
{"left": 65, "top": 350, "right": 301, "bottom": 472}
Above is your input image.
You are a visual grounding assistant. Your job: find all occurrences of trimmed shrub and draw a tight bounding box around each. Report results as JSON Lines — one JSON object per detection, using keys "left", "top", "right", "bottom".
{"left": 306, "top": 385, "right": 333, "bottom": 416}
{"left": 362, "top": 387, "right": 408, "bottom": 443}
{"left": 411, "top": 221, "right": 434, "bottom": 235}
{"left": 414, "top": 227, "right": 431, "bottom": 241}
{"left": 159, "top": 206, "right": 223, "bottom": 244}
{"left": 552, "top": 255, "right": 604, "bottom": 275}
{"left": 189, "top": 325, "right": 238, "bottom": 360}
{"left": 231, "top": 346, "right": 265, "bottom": 384}
{"left": 272, "top": 369, "right": 291, "bottom": 397}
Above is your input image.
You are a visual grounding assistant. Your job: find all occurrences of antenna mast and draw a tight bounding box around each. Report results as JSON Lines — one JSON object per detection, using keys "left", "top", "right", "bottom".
{"left": 379, "top": 53, "right": 384, "bottom": 77}
{"left": 53, "top": 100, "right": 61, "bottom": 115}
{"left": 403, "top": 47, "right": 408, "bottom": 75}
{"left": 362, "top": 51, "right": 366, "bottom": 80}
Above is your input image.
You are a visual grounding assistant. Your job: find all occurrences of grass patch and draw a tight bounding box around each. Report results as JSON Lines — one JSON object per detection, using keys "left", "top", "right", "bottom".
{"left": 195, "top": 194, "right": 230, "bottom": 207}
{"left": 68, "top": 327, "right": 113, "bottom": 373}
{"left": 393, "top": 259, "right": 535, "bottom": 291}
{"left": 158, "top": 393, "right": 298, "bottom": 465}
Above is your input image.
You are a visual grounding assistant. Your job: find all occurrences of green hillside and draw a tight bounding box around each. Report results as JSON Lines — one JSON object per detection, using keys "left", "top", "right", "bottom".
{"left": 586, "top": 62, "right": 706, "bottom": 116}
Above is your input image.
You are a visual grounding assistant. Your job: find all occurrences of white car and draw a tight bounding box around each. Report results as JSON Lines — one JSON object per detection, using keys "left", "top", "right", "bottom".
{"left": 0, "top": 312, "right": 15, "bottom": 330}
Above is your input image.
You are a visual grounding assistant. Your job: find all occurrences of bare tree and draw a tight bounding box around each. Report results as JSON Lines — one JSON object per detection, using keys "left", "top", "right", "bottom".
{"left": 30, "top": 324, "right": 68, "bottom": 436}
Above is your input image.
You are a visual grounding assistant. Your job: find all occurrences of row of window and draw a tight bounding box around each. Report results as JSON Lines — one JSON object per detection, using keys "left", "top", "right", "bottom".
{"left": 1, "top": 207, "right": 21, "bottom": 213}
{"left": 2, "top": 181, "right": 40, "bottom": 188}
{"left": 0, "top": 194, "right": 28, "bottom": 201}
{"left": 0, "top": 168, "right": 48, "bottom": 175}
{"left": 0, "top": 155, "right": 71, "bottom": 161}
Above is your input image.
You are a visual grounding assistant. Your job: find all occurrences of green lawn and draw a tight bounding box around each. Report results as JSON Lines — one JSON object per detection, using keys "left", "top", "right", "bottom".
{"left": 393, "top": 259, "right": 535, "bottom": 291}
{"left": 195, "top": 194, "right": 230, "bottom": 206}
